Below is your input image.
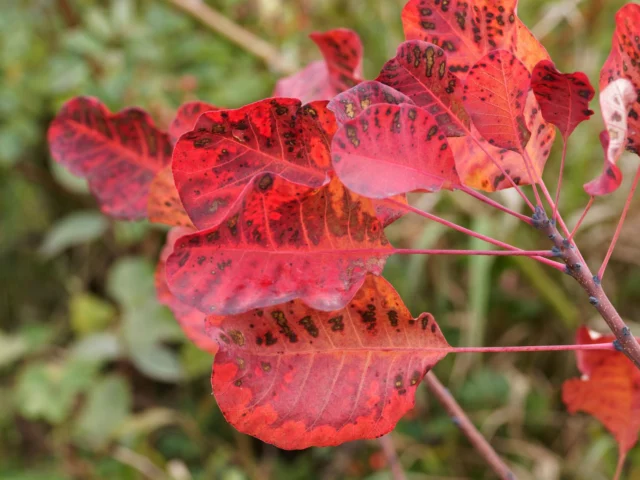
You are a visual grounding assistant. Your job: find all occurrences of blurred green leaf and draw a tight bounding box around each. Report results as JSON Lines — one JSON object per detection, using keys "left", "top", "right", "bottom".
{"left": 71, "top": 332, "right": 122, "bottom": 363}
{"left": 39, "top": 211, "right": 108, "bottom": 258}
{"left": 74, "top": 374, "right": 131, "bottom": 449}
{"left": 14, "top": 358, "right": 100, "bottom": 424}
{"left": 457, "top": 368, "right": 510, "bottom": 410}
{"left": 107, "top": 257, "right": 155, "bottom": 307}
{"left": 128, "top": 342, "right": 183, "bottom": 383}
{"left": 70, "top": 292, "right": 116, "bottom": 335}
{"left": 0, "top": 332, "right": 28, "bottom": 368}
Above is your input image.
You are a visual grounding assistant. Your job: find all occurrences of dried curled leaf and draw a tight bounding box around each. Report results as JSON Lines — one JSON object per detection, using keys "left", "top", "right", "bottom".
{"left": 48, "top": 96, "right": 172, "bottom": 219}
{"left": 531, "top": 60, "right": 595, "bottom": 139}
{"left": 208, "top": 274, "right": 449, "bottom": 449}
{"left": 563, "top": 327, "right": 640, "bottom": 461}
{"left": 332, "top": 103, "right": 459, "bottom": 198}
{"left": 155, "top": 227, "right": 217, "bottom": 354}
{"left": 274, "top": 29, "right": 363, "bottom": 103}
{"left": 172, "top": 98, "right": 333, "bottom": 230}
{"left": 376, "top": 40, "right": 469, "bottom": 135}
{"left": 166, "top": 177, "right": 391, "bottom": 315}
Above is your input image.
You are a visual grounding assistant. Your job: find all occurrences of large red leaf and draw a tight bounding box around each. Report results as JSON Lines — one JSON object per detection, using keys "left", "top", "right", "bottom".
{"left": 376, "top": 40, "right": 470, "bottom": 136}
{"left": 401, "top": 0, "right": 549, "bottom": 77}
{"left": 274, "top": 29, "right": 363, "bottom": 104}
{"left": 172, "top": 98, "right": 333, "bottom": 230}
{"left": 327, "top": 81, "right": 415, "bottom": 126}
{"left": 48, "top": 96, "right": 172, "bottom": 219}
{"left": 155, "top": 227, "right": 217, "bottom": 354}
{"left": 208, "top": 274, "right": 449, "bottom": 449}
{"left": 169, "top": 101, "right": 218, "bottom": 145}
{"left": 463, "top": 50, "right": 531, "bottom": 152}
{"left": 531, "top": 60, "right": 595, "bottom": 139}
{"left": 563, "top": 327, "right": 640, "bottom": 459}
{"left": 332, "top": 103, "right": 459, "bottom": 198}
{"left": 147, "top": 166, "right": 195, "bottom": 228}
{"left": 166, "top": 176, "right": 391, "bottom": 315}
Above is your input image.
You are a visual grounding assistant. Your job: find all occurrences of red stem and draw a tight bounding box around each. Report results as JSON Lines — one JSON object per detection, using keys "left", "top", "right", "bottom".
{"left": 392, "top": 249, "right": 555, "bottom": 257}
{"left": 552, "top": 140, "right": 568, "bottom": 224}
{"left": 522, "top": 149, "right": 545, "bottom": 208}
{"left": 459, "top": 185, "right": 533, "bottom": 224}
{"left": 424, "top": 372, "right": 514, "bottom": 480}
{"left": 568, "top": 196, "right": 594, "bottom": 241}
{"left": 446, "top": 342, "right": 616, "bottom": 354}
{"left": 614, "top": 451, "right": 627, "bottom": 480}
{"left": 598, "top": 165, "right": 640, "bottom": 281}
{"left": 387, "top": 198, "right": 565, "bottom": 270}
{"left": 378, "top": 435, "right": 406, "bottom": 480}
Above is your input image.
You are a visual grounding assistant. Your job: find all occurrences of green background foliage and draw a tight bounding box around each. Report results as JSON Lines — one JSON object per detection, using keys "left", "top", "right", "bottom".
{"left": 1, "top": 0, "right": 639, "bottom": 478}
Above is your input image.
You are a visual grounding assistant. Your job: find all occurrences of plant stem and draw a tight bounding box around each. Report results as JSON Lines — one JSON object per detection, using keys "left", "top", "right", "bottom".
{"left": 424, "top": 372, "right": 515, "bottom": 480}
{"left": 537, "top": 208, "right": 640, "bottom": 370}
{"left": 459, "top": 185, "right": 534, "bottom": 224}
{"left": 568, "top": 196, "right": 594, "bottom": 241}
{"left": 166, "top": 0, "right": 296, "bottom": 74}
{"left": 598, "top": 165, "right": 640, "bottom": 280}
{"left": 446, "top": 342, "right": 616, "bottom": 353}
{"left": 552, "top": 140, "right": 568, "bottom": 223}
{"left": 387, "top": 198, "right": 565, "bottom": 270}
{"left": 392, "top": 249, "right": 555, "bottom": 257}
{"left": 378, "top": 435, "right": 406, "bottom": 480}
{"left": 522, "top": 149, "right": 545, "bottom": 208}
{"left": 614, "top": 452, "right": 627, "bottom": 480}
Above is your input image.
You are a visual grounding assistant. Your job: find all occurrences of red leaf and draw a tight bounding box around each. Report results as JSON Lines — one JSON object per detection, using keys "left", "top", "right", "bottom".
{"left": 166, "top": 176, "right": 391, "bottom": 315}
{"left": 309, "top": 29, "right": 363, "bottom": 91}
{"left": 172, "top": 98, "right": 333, "bottom": 230}
{"left": 463, "top": 50, "right": 531, "bottom": 152}
{"left": 531, "top": 60, "right": 595, "bottom": 139}
{"left": 563, "top": 327, "right": 640, "bottom": 457}
{"left": 327, "top": 81, "right": 415, "bottom": 126}
{"left": 208, "top": 274, "right": 449, "bottom": 449}
{"left": 449, "top": 91, "right": 554, "bottom": 190}
{"left": 169, "top": 101, "right": 218, "bottom": 145}
{"left": 274, "top": 29, "right": 363, "bottom": 103}
{"left": 376, "top": 41, "right": 470, "bottom": 136}
{"left": 147, "top": 166, "right": 196, "bottom": 228}
{"left": 48, "top": 96, "right": 172, "bottom": 219}
{"left": 155, "top": 227, "right": 217, "bottom": 354}
{"left": 332, "top": 103, "right": 459, "bottom": 198}
{"left": 401, "top": 0, "right": 549, "bottom": 77}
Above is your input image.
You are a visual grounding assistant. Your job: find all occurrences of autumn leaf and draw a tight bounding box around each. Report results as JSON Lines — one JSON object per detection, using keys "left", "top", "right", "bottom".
{"left": 401, "top": 0, "right": 548, "bottom": 77}
{"left": 274, "top": 29, "right": 363, "bottom": 103}
{"left": 208, "top": 274, "right": 449, "bottom": 449}
{"left": 531, "top": 60, "right": 595, "bottom": 139}
{"left": 463, "top": 50, "right": 531, "bottom": 152}
{"left": 400, "top": 0, "right": 555, "bottom": 192}
{"left": 563, "top": 327, "right": 640, "bottom": 469}
{"left": 166, "top": 176, "right": 391, "bottom": 316}
{"left": 332, "top": 103, "right": 459, "bottom": 198}
{"left": 147, "top": 166, "right": 195, "bottom": 228}
{"left": 327, "top": 81, "right": 414, "bottom": 126}
{"left": 376, "top": 41, "right": 469, "bottom": 136}
{"left": 155, "top": 227, "right": 217, "bottom": 354}
{"left": 584, "top": 130, "right": 625, "bottom": 197}
{"left": 48, "top": 96, "right": 172, "bottom": 219}
{"left": 169, "top": 101, "right": 218, "bottom": 145}
{"left": 172, "top": 98, "right": 333, "bottom": 230}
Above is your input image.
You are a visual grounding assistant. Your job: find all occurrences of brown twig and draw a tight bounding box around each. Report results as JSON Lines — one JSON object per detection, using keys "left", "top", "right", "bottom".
{"left": 166, "top": 0, "right": 297, "bottom": 75}
{"left": 535, "top": 207, "right": 640, "bottom": 370}
{"left": 378, "top": 434, "right": 407, "bottom": 480}
{"left": 424, "top": 372, "right": 516, "bottom": 479}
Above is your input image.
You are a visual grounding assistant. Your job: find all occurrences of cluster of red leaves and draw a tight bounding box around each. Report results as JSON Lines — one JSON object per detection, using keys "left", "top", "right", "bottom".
{"left": 47, "top": 0, "right": 640, "bottom": 453}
